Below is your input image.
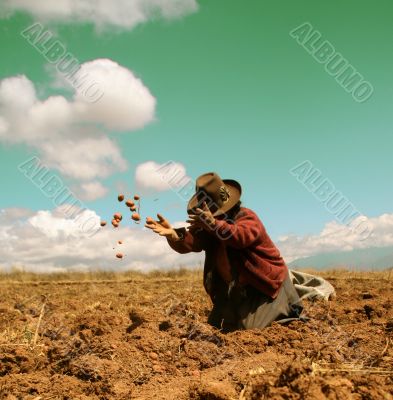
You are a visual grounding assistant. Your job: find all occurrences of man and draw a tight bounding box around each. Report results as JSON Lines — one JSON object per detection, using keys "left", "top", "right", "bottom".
{"left": 145, "top": 172, "right": 303, "bottom": 331}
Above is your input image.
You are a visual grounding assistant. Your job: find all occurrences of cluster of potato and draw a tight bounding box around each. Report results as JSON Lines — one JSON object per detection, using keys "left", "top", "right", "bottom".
{"left": 100, "top": 193, "right": 142, "bottom": 259}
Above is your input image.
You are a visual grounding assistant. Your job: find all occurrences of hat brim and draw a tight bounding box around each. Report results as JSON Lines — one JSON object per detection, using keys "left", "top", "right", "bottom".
{"left": 187, "top": 179, "right": 242, "bottom": 217}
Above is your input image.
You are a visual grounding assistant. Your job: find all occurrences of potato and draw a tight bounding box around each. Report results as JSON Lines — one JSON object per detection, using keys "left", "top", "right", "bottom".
{"left": 100, "top": 221, "right": 107, "bottom": 227}
{"left": 116, "top": 253, "right": 123, "bottom": 259}
{"left": 132, "top": 213, "right": 141, "bottom": 222}
{"left": 125, "top": 199, "right": 134, "bottom": 207}
{"left": 134, "top": 194, "right": 140, "bottom": 201}
{"left": 113, "top": 213, "right": 122, "bottom": 221}
{"left": 118, "top": 194, "right": 124, "bottom": 202}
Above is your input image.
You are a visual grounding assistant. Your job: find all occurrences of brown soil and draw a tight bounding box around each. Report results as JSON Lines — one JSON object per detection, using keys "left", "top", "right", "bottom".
{"left": 0, "top": 270, "right": 392, "bottom": 399}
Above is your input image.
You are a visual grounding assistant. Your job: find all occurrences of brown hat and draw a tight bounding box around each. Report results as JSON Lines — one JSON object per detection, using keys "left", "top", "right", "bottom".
{"left": 187, "top": 172, "right": 242, "bottom": 217}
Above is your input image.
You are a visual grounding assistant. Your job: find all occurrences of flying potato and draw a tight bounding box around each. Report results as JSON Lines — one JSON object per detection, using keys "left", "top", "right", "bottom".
{"left": 132, "top": 213, "right": 141, "bottom": 222}
{"left": 114, "top": 213, "right": 122, "bottom": 221}
{"left": 125, "top": 200, "right": 134, "bottom": 207}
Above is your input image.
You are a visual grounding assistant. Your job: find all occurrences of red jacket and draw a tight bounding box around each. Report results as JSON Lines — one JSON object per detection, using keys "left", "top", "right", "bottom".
{"left": 168, "top": 207, "right": 288, "bottom": 299}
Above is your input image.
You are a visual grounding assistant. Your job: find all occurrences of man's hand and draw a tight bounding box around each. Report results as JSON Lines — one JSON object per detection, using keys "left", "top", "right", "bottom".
{"left": 145, "top": 214, "right": 179, "bottom": 241}
{"left": 187, "top": 202, "right": 216, "bottom": 231}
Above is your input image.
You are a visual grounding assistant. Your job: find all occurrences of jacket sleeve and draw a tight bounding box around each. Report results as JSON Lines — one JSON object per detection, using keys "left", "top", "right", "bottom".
{"left": 214, "top": 210, "right": 261, "bottom": 249}
{"left": 167, "top": 227, "right": 205, "bottom": 254}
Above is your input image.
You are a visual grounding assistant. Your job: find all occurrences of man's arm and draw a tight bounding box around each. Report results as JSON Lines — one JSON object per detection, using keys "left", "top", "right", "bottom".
{"left": 214, "top": 210, "right": 261, "bottom": 249}
{"left": 167, "top": 227, "right": 204, "bottom": 254}
{"left": 186, "top": 203, "right": 261, "bottom": 249}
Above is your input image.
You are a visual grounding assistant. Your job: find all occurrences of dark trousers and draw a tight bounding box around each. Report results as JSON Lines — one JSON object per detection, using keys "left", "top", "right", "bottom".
{"left": 208, "top": 272, "right": 303, "bottom": 331}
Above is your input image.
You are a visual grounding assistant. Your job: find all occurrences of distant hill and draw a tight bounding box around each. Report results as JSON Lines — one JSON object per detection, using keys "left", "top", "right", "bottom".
{"left": 289, "top": 246, "right": 393, "bottom": 271}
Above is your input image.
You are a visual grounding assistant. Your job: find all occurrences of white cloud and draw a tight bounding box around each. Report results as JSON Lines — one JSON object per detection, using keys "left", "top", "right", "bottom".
{"left": 28, "top": 208, "right": 98, "bottom": 239}
{"left": 0, "top": 116, "right": 8, "bottom": 135}
{"left": 39, "top": 136, "right": 127, "bottom": 181}
{"left": 0, "top": 59, "right": 156, "bottom": 194}
{"left": 0, "top": 207, "right": 202, "bottom": 273}
{"left": 0, "top": 208, "right": 34, "bottom": 224}
{"left": 0, "top": 0, "right": 198, "bottom": 30}
{"left": 173, "top": 220, "right": 189, "bottom": 229}
{"left": 73, "top": 59, "right": 156, "bottom": 131}
{"left": 0, "top": 74, "right": 36, "bottom": 112}
{"left": 73, "top": 181, "right": 109, "bottom": 202}
{"left": 278, "top": 213, "right": 393, "bottom": 262}
{"left": 135, "top": 161, "right": 190, "bottom": 192}
{"left": 2, "top": 207, "right": 393, "bottom": 274}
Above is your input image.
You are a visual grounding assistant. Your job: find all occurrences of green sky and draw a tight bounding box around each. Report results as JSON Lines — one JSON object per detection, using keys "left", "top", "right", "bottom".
{"left": 0, "top": 0, "right": 392, "bottom": 240}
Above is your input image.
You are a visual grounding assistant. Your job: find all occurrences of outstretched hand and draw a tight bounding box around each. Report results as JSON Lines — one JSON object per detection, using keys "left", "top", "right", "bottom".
{"left": 187, "top": 202, "right": 216, "bottom": 231}
{"left": 145, "top": 214, "right": 179, "bottom": 241}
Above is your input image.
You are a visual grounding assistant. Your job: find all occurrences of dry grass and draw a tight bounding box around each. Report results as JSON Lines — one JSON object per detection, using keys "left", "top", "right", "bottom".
{"left": 309, "top": 268, "right": 393, "bottom": 281}
{"left": 0, "top": 266, "right": 203, "bottom": 284}
{"left": 311, "top": 362, "right": 393, "bottom": 376}
{"left": 0, "top": 266, "right": 391, "bottom": 284}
